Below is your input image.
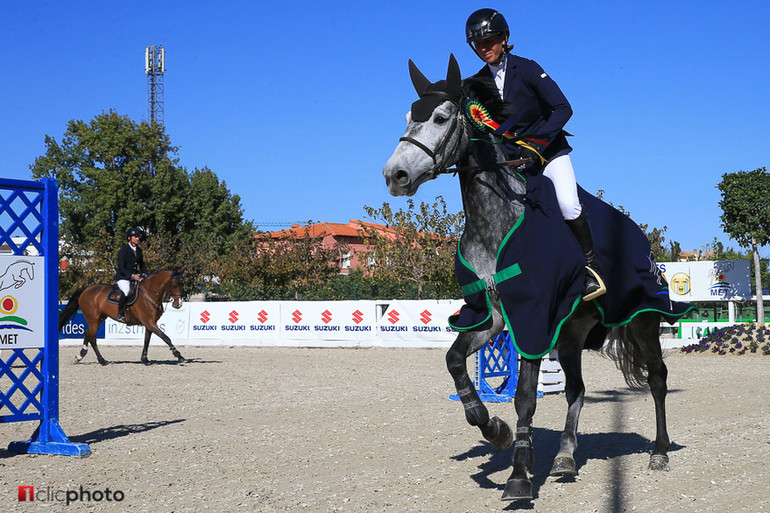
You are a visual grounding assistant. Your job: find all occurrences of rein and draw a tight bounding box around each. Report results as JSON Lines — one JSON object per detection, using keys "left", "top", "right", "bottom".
{"left": 139, "top": 272, "right": 182, "bottom": 309}
{"left": 400, "top": 94, "right": 533, "bottom": 177}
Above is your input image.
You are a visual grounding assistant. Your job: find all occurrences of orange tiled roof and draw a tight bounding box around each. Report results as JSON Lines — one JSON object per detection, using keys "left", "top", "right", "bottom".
{"left": 263, "top": 220, "right": 396, "bottom": 239}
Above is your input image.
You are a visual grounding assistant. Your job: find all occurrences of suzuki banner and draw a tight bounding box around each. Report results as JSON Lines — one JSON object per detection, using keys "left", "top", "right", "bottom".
{"left": 68, "top": 299, "right": 466, "bottom": 348}
{"left": 186, "top": 301, "right": 281, "bottom": 344}
{"left": 279, "top": 301, "right": 378, "bottom": 345}
{"left": 376, "top": 300, "right": 461, "bottom": 347}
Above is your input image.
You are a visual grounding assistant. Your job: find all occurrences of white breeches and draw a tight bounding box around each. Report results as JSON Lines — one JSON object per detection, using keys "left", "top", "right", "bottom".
{"left": 542, "top": 154, "right": 582, "bottom": 220}
{"left": 117, "top": 280, "right": 131, "bottom": 295}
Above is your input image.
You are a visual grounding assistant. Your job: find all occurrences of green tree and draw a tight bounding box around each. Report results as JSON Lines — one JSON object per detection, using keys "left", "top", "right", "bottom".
{"left": 717, "top": 167, "right": 770, "bottom": 324}
{"left": 362, "top": 196, "right": 463, "bottom": 300}
{"left": 30, "top": 111, "right": 252, "bottom": 294}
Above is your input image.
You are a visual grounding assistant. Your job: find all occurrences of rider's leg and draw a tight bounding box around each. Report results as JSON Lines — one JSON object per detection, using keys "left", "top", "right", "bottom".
{"left": 116, "top": 279, "right": 130, "bottom": 322}
{"left": 543, "top": 155, "right": 606, "bottom": 301}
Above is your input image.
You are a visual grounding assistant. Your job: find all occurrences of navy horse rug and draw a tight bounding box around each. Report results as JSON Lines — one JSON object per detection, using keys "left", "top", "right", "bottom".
{"left": 449, "top": 173, "right": 693, "bottom": 358}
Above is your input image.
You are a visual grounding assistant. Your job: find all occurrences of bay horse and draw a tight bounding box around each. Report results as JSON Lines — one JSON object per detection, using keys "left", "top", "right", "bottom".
{"left": 59, "top": 270, "right": 186, "bottom": 366}
{"left": 383, "top": 55, "right": 688, "bottom": 501}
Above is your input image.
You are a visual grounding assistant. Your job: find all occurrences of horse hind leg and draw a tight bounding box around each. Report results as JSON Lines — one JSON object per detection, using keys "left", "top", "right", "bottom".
{"left": 627, "top": 312, "right": 670, "bottom": 470}
{"left": 74, "top": 341, "right": 88, "bottom": 363}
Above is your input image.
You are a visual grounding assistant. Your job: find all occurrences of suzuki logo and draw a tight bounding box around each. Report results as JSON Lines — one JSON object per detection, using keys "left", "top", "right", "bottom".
{"left": 352, "top": 310, "right": 364, "bottom": 324}
{"left": 321, "top": 310, "right": 332, "bottom": 324}
{"left": 420, "top": 310, "right": 432, "bottom": 324}
{"left": 387, "top": 310, "right": 400, "bottom": 324}
{"left": 200, "top": 310, "right": 211, "bottom": 323}
{"left": 292, "top": 310, "right": 302, "bottom": 323}
{"left": 257, "top": 310, "right": 268, "bottom": 323}
{"left": 229, "top": 310, "right": 239, "bottom": 323}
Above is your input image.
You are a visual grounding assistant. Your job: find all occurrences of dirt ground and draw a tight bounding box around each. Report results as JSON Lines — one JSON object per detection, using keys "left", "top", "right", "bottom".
{"left": 1, "top": 345, "right": 769, "bottom": 512}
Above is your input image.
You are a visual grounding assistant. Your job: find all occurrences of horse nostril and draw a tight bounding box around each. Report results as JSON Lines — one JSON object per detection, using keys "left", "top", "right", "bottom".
{"left": 395, "top": 170, "right": 410, "bottom": 186}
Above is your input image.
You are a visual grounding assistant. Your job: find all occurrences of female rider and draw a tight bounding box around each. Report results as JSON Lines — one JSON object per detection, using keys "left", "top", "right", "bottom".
{"left": 464, "top": 8, "right": 606, "bottom": 301}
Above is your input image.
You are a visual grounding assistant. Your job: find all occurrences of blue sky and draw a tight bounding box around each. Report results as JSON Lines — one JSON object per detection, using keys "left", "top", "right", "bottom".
{"left": 2, "top": 1, "right": 769, "bottom": 256}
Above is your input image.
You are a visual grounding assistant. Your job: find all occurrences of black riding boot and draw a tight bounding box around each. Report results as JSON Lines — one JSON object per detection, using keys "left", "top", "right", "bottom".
{"left": 117, "top": 291, "right": 128, "bottom": 322}
{"left": 565, "top": 210, "right": 607, "bottom": 301}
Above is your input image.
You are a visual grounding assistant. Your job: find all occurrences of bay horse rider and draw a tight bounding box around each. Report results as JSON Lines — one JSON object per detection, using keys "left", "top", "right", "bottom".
{"left": 464, "top": 8, "right": 606, "bottom": 301}
{"left": 114, "top": 227, "right": 147, "bottom": 322}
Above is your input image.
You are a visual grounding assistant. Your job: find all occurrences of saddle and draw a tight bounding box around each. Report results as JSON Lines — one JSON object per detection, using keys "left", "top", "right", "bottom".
{"left": 107, "top": 281, "right": 140, "bottom": 305}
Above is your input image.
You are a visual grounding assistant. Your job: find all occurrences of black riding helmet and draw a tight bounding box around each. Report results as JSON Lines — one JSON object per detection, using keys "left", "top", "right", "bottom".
{"left": 126, "top": 227, "right": 142, "bottom": 240}
{"left": 465, "top": 8, "right": 509, "bottom": 44}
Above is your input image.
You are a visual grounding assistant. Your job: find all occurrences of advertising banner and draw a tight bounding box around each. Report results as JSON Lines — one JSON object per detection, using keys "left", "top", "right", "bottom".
{"left": 279, "top": 301, "right": 377, "bottom": 345}
{"left": 658, "top": 260, "right": 751, "bottom": 301}
{"left": 186, "top": 301, "right": 281, "bottom": 344}
{"left": 0, "top": 257, "right": 45, "bottom": 349}
{"left": 376, "top": 300, "right": 460, "bottom": 347}
{"left": 59, "top": 305, "right": 105, "bottom": 339}
{"left": 104, "top": 302, "right": 191, "bottom": 344}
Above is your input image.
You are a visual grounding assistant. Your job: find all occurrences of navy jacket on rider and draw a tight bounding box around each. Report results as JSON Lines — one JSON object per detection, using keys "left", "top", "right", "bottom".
{"left": 466, "top": 54, "right": 573, "bottom": 162}
{"left": 114, "top": 244, "right": 146, "bottom": 281}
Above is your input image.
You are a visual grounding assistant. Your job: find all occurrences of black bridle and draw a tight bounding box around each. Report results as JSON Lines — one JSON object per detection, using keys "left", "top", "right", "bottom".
{"left": 398, "top": 92, "right": 467, "bottom": 179}
{"left": 398, "top": 93, "right": 532, "bottom": 177}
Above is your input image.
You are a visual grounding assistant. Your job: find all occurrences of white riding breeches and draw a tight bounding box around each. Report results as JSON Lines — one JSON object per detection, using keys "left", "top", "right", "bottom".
{"left": 542, "top": 154, "right": 582, "bottom": 221}
{"left": 117, "top": 280, "right": 131, "bottom": 295}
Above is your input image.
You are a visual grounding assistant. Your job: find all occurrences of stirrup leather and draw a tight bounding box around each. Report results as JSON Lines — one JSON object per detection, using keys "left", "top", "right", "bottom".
{"left": 583, "top": 266, "right": 607, "bottom": 302}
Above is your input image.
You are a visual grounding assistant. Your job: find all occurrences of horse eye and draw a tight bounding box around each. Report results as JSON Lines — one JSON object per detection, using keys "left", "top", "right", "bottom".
{"left": 434, "top": 115, "right": 447, "bottom": 125}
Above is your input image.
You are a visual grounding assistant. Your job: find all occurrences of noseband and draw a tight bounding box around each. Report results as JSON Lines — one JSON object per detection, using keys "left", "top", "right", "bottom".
{"left": 398, "top": 92, "right": 467, "bottom": 179}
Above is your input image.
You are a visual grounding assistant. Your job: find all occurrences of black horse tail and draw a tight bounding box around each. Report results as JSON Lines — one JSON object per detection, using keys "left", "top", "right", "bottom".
{"left": 603, "top": 325, "right": 649, "bottom": 390}
{"left": 59, "top": 287, "right": 86, "bottom": 333}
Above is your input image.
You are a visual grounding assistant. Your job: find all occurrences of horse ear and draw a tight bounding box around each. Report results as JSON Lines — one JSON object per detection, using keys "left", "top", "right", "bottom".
{"left": 408, "top": 59, "right": 432, "bottom": 97}
{"left": 446, "top": 53, "right": 461, "bottom": 98}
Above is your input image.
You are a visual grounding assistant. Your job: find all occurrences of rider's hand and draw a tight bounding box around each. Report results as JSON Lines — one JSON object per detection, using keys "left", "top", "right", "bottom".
{"left": 519, "top": 144, "right": 544, "bottom": 167}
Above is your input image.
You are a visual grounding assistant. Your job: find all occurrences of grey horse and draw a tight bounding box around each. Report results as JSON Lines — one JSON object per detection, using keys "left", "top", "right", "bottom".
{"left": 383, "top": 54, "right": 682, "bottom": 502}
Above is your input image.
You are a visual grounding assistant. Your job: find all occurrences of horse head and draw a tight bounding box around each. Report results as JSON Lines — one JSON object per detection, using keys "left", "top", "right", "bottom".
{"left": 383, "top": 54, "right": 470, "bottom": 196}
{"left": 169, "top": 270, "right": 184, "bottom": 309}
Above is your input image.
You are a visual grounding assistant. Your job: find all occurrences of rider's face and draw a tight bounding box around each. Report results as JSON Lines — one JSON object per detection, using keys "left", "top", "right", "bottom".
{"left": 129, "top": 235, "right": 140, "bottom": 245}
{"left": 474, "top": 35, "right": 506, "bottom": 66}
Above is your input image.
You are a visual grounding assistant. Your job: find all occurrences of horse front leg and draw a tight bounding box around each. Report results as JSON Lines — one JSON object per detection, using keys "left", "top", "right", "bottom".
{"left": 446, "top": 326, "right": 512, "bottom": 451}
{"left": 141, "top": 329, "right": 153, "bottom": 365}
{"left": 550, "top": 333, "right": 585, "bottom": 477}
{"left": 502, "top": 357, "right": 541, "bottom": 501}
{"left": 145, "top": 322, "right": 185, "bottom": 363}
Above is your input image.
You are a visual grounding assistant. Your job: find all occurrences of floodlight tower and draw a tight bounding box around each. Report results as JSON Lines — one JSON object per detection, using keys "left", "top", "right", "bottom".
{"left": 145, "top": 45, "right": 165, "bottom": 125}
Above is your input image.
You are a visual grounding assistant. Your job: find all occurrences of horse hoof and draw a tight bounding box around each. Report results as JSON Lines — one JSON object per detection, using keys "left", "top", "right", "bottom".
{"left": 501, "top": 478, "right": 533, "bottom": 501}
{"left": 550, "top": 456, "right": 577, "bottom": 476}
{"left": 142, "top": 359, "right": 152, "bottom": 366}
{"left": 484, "top": 416, "right": 514, "bottom": 450}
{"left": 176, "top": 355, "right": 185, "bottom": 363}
{"left": 649, "top": 454, "right": 669, "bottom": 471}
{"left": 98, "top": 360, "right": 109, "bottom": 366}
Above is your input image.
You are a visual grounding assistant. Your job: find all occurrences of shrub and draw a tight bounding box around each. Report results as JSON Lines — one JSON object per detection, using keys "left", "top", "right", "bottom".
{"left": 681, "top": 323, "right": 770, "bottom": 355}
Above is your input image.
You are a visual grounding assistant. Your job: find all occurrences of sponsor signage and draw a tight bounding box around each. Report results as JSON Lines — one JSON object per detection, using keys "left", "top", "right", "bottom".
{"left": 187, "top": 302, "right": 280, "bottom": 340}
{"left": 657, "top": 260, "right": 751, "bottom": 301}
{"left": 280, "top": 301, "right": 377, "bottom": 341}
{"left": 105, "top": 302, "right": 190, "bottom": 341}
{"left": 0, "top": 256, "right": 45, "bottom": 348}
{"left": 58, "top": 305, "right": 106, "bottom": 339}
{"left": 377, "top": 300, "right": 459, "bottom": 346}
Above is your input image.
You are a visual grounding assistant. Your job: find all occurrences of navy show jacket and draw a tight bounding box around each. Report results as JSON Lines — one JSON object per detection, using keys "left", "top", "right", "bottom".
{"left": 466, "top": 53, "right": 573, "bottom": 161}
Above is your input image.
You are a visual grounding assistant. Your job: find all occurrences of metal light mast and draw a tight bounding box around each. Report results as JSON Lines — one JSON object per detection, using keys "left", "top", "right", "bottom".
{"left": 145, "top": 46, "right": 165, "bottom": 125}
